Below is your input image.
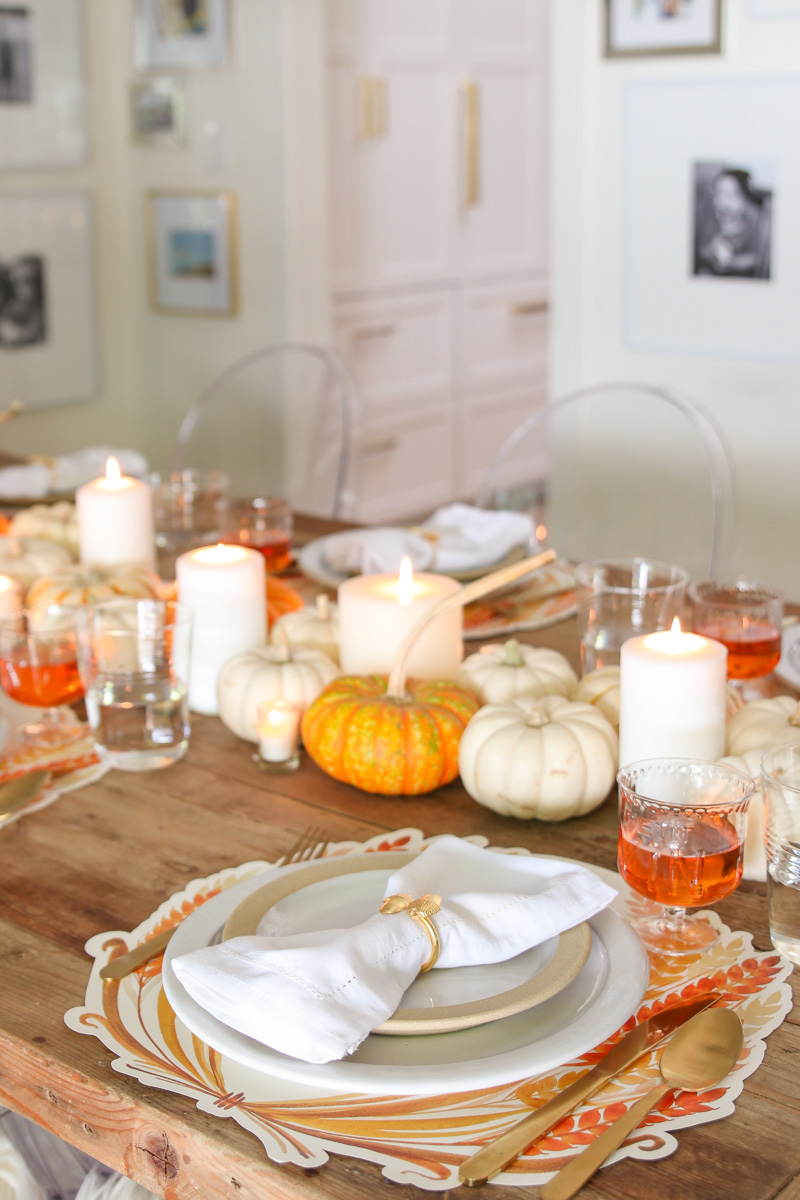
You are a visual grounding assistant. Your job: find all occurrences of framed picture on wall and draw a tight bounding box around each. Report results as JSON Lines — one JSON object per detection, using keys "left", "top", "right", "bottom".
{"left": 130, "top": 79, "right": 186, "bottom": 147}
{"left": 605, "top": 0, "right": 723, "bottom": 56}
{"left": 0, "top": 0, "right": 87, "bottom": 167}
{"left": 749, "top": 0, "right": 800, "bottom": 14}
{"left": 0, "top": 192, "right": 97, "bottom": 408}
{"left": 134, "top": 0, "right": 228, "bottom": 71}
{"left": 147, "top": 190, "right": 238, "bottom": 316}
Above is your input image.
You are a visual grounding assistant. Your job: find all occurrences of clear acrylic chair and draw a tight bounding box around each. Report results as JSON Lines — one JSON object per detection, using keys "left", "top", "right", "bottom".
{"left": 475, "top": 382, "right": 736, "bottom": 580}
{"left": 170, "top": 342, "right": 358, "bottom": 519}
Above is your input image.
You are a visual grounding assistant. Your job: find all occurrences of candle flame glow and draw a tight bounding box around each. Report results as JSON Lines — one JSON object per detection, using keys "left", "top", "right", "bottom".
{"left": 671, "top": 617, "right": 682, "bottom": 635}
{"left": 644, "top": 616, "right": 707, "bottom": 655}
{"left": 105, "top": 456, "right": 122, "bottom": 486}
{"left": 397, "top": 556, "right": 414, "bottom": 606}
{"left": 193, "top": 543, "right": 249, "bottom": 564}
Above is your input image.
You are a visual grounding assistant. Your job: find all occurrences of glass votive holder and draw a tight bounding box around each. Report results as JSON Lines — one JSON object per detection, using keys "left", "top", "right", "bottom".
{"left": 150, "top": 469, "right": 230, "bottom": 581}
{"left": 220, "top": 496, "right": 293, "bottom": 574}
{"left": 256, "top": 698, "right": 300, "bottom": 772}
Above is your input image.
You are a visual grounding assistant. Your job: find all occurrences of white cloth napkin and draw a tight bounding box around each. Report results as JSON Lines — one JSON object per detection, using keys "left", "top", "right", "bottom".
{"left": 0, "top": 447, "right": 149, "bottom": 498}
{"left": 321, "top": 504, "right": 535, "bottom": 576}
{"left": 171, "top": 836, "right": 616, "bottom": 1064}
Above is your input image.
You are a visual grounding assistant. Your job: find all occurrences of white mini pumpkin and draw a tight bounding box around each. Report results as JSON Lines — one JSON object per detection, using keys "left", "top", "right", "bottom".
{"left": 725, "top": 695, "right": 800, "bottom": 757}
{"left": 719, "top": 749, "right": 765, "bottom": 880}
{"left": 572, "top": 666, "right": 621, "bottom": 728}
{"left": 458, "top": 693, "right": 619, "bottom": 821}
{"left": 8, "top": 502, "right": 79, "bottom": 557}
{"left": 26, "top": 562, "right": 161, "bottom": 609}
{"left": 270, "top": 593, "right": 340, "bottom": 664}
{"left": 456, "top": 639, "right": 577, "bottom": 706}
{"left": 0, "top": 536, "right": 73, "bottom": 591}
{"left": 217, "top": 641, "right": 339, "bottom": 743}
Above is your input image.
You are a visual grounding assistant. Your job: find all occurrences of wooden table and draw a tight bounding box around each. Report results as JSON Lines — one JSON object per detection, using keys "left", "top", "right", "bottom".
{"left": 0, "top": 543, "right": 798, "bottom": 1200}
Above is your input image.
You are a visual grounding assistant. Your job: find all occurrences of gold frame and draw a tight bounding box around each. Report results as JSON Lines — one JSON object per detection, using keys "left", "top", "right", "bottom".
{"left": 604, "top": 0, "right": 723, "bottom": 58}
{"left": 146, "top": 188, "right": 239, "bottom": 318}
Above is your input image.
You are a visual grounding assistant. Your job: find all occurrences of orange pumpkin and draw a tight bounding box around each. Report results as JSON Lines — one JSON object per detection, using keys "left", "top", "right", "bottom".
{"left": 301, "top": 675, "right": 480, "bottom": 795}
{"left": 267, "top": 576, "right": 304, "bottom": 629}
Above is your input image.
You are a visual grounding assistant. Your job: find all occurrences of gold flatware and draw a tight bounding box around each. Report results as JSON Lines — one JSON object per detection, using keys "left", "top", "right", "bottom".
{"left": 540, "top": 1006, "right": 743, "bottom": 1200}
{"left": 458, "top": 991, "right": 719, "bottom": 1187}
{"left": 99, "top": 825, "right": 331, "bottom": 981}
{"left": 0, "top": 770, "right": 51, "bottom": 821}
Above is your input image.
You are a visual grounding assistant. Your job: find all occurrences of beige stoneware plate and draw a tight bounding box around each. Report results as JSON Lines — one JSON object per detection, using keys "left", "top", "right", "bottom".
{"left": 222, "top": 852, "right": 592, "bottom": 1036}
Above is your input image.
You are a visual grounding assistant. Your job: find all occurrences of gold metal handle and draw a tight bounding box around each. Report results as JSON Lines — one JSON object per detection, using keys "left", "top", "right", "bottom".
{"left": 510, "top": 300, "right": 549, "bottom": 316}
{"left": 373, "top": 77, "right": 388, "bottom": 137}
{"left": 463, "top": 81, "right": 480, "bottom": 207}
{"left": 352, "top": 323, "right": 396, "bottom": 341}
{"left": 361, "top": 436, "right": 399, "bottom": 457}
{"left": 359, "top": 76, "right": 373, "bottom": 139}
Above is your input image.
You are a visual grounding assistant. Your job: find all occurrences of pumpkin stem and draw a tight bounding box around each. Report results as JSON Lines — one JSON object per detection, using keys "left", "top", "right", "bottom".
{"left": 525, "top": 707, "right": 550, "bottom": 729}
{"left": 504, "top": 639, "right": 525, "bottom": 667}
{"left": 273, "top": 623, "right": 293, "bottom": 663}
{"left": 385, "top": 548, "right": 557, "bottom": 700}
{"left": 315, "top": 593, "right": 331, "bottom": 621}
{"left": 790, "top": 702, "right": 800, "bottom": 728}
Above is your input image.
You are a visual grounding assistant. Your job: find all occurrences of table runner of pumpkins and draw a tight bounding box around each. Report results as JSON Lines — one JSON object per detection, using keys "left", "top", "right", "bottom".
{"left": 66, "top": 829, "right": 792, "bottom": 1192}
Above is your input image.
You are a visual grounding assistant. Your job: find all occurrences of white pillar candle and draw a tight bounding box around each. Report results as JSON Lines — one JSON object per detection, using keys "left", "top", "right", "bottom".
{"left": 257, "top": 699, "right": 300, "bottom": 764}
{"left": 76, "top": 457, "right": 156, "bottom": 569}
{"left": 0, "top": 574, "right": 22, "bottom": 616}
{"left": 619, "top": 618, "right": 727, "bottom": 767}
{"left": 176, "top": 543, "right": 266, "bottom": 715}
{"left": 338, "top": 558, "right": 462, "bottom": 678}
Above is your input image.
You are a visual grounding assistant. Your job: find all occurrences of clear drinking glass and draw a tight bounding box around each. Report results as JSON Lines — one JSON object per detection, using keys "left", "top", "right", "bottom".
{"left": 76, "top": 598, "right": 193, "bottom": 771}
{"left": 219, "top": 495, "right": 293, "bottom": 573}
{"left": 761, "top": 743, "right": 800, "bottom": 965}
{"left": 689, "top": 580, "right": 783, "bottom": 684}
{"left": 575, "top": 557, "right": 689, "bottom": 675}
{"left": 0, "top": 606, "right": 85, "bottom": 753}
{"left": 150, "top": 468, "right": 229, "bottom": 580}
{"left": 617, "top": 758, "right": 754, "bottom": 955}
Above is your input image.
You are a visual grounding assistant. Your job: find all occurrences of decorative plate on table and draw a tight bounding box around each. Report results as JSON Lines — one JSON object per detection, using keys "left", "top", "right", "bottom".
{"left": 462, "top": 562, "right": 577, "bottom": 638}
{"left": 774, "top": 622, "right": 800, "bottom": 692}
{"left": 297, "top": 533, "right": 528, "bottom": 589}
{"left": 160, "top": 853, "right": 648, "bottom": 1096}
{"left": 220, "top": 853, "right": 592, "bottom": 1035}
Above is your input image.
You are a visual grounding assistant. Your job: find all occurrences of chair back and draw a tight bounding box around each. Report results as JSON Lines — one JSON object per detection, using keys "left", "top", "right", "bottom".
{"left": 171, "top": 342, "right": 358, "bottom": 519}
{"left": 476, "top": 382, "right": 736, "bottom": 579}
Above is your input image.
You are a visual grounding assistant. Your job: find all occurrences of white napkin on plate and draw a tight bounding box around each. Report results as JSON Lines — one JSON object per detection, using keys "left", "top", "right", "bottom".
{"left": 321, "top": 504, "right": 535, "bottom": 576}
{"left": 171, "top": 836, "right": 616, "bottom": 1064}
{"left": 0, "top": 447, "right": 149, "bottom": 498}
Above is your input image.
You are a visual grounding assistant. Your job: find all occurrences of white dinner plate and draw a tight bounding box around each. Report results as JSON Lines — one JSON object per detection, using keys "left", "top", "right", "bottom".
{"left": 162, "top": 853, "right": 648, "bottom": 1096}
{"left": 774, "top": 622, "right": 800, "bottom": 692}
{"left": 296, "top": 534, "right": 527, "bottom": 590}
{"left": 221, "top": 854, "right": 592, "bottom": 1036}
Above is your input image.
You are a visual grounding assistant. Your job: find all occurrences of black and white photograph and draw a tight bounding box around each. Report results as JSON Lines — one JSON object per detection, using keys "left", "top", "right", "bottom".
{"left": 0, "top": 252, "right": 46, "bottom": 346}
{"left": 0, "top": 5, "right": 32, "bottom": 103}
{"left": 692, "top": 161, "right": 773, "bottom": 280}
{"left": 130, "top": 78, "right": 186, "bottom": 146}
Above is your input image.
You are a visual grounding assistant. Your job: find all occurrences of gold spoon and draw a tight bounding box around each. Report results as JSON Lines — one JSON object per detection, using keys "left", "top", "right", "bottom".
{"left": 540, "top": 1007, "right": 743, "bottom": 1200}
{"left": 0, "top": 770, "right": 51, "bottom": 821}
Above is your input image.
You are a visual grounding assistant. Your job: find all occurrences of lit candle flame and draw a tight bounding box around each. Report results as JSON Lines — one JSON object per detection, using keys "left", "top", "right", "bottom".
{"left": 193, "top": 543, "right": 249, "bottom": 564}
{"left": 644, "top": 616, "right": 707, "bottom": 655}
{"left": 105, "top": 456, "right": 122, "bottom": 486}
{"left": 397, "top": 556, "right": 414, "bottom": 606}
{"left": 671, "top": 617, "right": 682, "bottom": 635}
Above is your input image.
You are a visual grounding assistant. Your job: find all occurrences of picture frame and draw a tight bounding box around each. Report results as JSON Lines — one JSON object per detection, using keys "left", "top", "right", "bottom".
{"left": 0, "top": 0, "right": 87, "bottom": 167}
{"left": 134, "top": 0, "right": 228, "bottom": 72}
{"left": 147, "top": 190, "right": 238, "bottom": 317}
{"left": 605, "top": 0, "right": 723, "bottom": 57}
{"left": 0, "top": 192, "right": 97, "bottom": 409}
{"left": 622, "top": 76, "right": 800, "bottom": 362}
{"left": 749, "top": 0, "right": 800, "bottom": 15}
{"left": 130, "top": 79, "right": 186, "bottom": 147}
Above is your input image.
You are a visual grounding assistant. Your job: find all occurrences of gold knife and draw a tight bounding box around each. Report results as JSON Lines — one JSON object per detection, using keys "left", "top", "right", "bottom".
{"left": 458, "top": 991, "right": 720, "bottom": 1187}
{"left": 99, "top": 927, "right": 177, "bottom": 981}
{"left": 0, "top": 770, "right": 51, "bottom": 821}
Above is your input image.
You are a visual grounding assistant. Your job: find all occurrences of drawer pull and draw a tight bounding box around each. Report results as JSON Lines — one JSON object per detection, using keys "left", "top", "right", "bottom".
{"left": 361, "top": 436, "right": 399, "bottom": 457}
{"left": 463, "top": 80, "right": 480, "bottom": 207}
{"left": 510, "top": 300, "right": 549, "bottom": 316}
{"left": 352, "top": 323, "right": 397, "bottom": 341}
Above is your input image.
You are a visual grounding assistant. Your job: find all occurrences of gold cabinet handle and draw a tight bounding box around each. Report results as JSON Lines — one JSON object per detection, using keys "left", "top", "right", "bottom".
{"left": 359, "top": 77, "right": 388, "bottom": 139}
{"left": 510, "top": 300, "right": 549, "bottom": 316}
{"left": 361, "top": 436, "right": 399, "bottom": 457}
{"left": 463, "top": 80, "right": 480, "bottom": 207}
{"left": 352, "top": 323, "right": 397, "bottom": 340}
{"left": 359, "top": 76, "right": 373, "bottom": 139}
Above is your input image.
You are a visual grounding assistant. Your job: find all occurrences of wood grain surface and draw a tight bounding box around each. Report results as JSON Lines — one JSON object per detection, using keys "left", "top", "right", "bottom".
{"left": 0, "top": 526, "right": 798, "bottom": 1200}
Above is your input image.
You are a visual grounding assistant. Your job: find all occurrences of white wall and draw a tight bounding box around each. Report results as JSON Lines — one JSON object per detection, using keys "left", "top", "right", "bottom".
{"left": 551, "top": 0, "right": 800, "bottom": 595}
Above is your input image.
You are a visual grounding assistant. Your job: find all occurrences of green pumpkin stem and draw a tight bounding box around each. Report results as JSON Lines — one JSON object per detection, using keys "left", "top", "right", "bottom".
{"left": 790, "top": 702, "right": 800, "bottom": 728}
{"left": 504, "top": 639, "right": 525, "bottom": 667}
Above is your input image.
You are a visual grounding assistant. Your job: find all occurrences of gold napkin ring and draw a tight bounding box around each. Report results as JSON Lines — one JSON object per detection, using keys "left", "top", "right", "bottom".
{"left": 379, "top": 892, "right": 442, "bottom": 973}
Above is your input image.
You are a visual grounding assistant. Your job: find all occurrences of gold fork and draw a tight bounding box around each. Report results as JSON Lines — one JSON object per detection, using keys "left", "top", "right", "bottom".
{"left": 99, "top": 825, "right": 332, "bottom": 981}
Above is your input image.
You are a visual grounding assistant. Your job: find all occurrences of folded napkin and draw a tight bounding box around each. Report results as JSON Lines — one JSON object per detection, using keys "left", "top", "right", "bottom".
{"left": 322, "top": 504, "right": 536, "bottom": 576}
{"left": 172, "top": 836, "right": 616, "bottom": 1064}
{"left": 0, "top": 447, "right": 149, "bottom": 499}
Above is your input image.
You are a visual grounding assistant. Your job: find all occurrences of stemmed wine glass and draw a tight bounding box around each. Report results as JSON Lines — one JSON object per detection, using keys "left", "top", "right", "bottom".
{"left": 689, "top": 580, "right": 783, "bottom": 697}
{"left": 0, "top": 606, "right": 86, "bottom": 754}
{"left": 617, "top": 758, "right": 754, "bottom": 955}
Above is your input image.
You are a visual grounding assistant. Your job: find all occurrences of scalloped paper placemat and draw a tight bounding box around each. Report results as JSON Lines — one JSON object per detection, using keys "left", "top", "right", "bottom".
{"left": 66, "top": 828, "right": 793, "bottom": 1191}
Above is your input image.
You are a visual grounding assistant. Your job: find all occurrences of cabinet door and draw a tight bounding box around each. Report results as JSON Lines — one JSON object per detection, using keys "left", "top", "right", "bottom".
{"left": 452, "top": 0, "right": 549, "bottom": 280}
{"left": 353, "top": 404, "right": 454, "bottom": 522}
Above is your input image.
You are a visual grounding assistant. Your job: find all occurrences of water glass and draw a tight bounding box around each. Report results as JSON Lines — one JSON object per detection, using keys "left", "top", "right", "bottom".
{"left": 575, "top": 557, "right": 688, "bottom": 675}
{"left": 219, "top": 495, "right": 293, "bottom": 573}
{"left": 150, "top": 469, "right": 229, "bottom": 580}
{"left": 76, "top": 599, "right": 193, "bottom": 771}
{"left": 761, "top": 743, "right": 800, "bottom": 965}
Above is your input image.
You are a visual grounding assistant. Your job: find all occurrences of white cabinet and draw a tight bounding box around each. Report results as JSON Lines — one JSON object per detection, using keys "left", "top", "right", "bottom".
{"left": 327, "top": 0, "right": 549, "bottom": 521}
